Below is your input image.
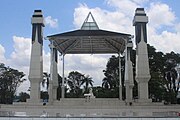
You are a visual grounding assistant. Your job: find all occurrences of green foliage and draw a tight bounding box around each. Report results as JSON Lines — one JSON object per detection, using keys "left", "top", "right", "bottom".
{"left": 93, "top": 86, "right": 118, "bottom": 98}
{"left": 102, "top": 54, "right": 134, "bottom": 99}
{"left": 102, "top": 55, "right": 120, "bottom": 89}
{"left": 81, "top": 75, "right": 93, "bottom": 93}
{"left": 147, "top": 45, "right": 180, "bottom": 103}
{"left": 66, "top": 71, "right": 94, "bottom": 98}
{"left": 0, "top": 63, "right": 26, "bottom": 104}
{"left": 67, "top": 71, "right": 84, "bottom": 94}
{"left": 163, "top": 52, "right": 180, "bottom": 103}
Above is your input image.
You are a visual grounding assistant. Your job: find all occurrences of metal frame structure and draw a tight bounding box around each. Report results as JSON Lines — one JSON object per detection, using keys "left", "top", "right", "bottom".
{"left": 47, "top": 12, "right": 132, "bottom": 99}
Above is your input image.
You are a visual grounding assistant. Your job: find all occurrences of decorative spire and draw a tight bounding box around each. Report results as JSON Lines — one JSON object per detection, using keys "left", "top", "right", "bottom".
{"left": 81, "top": 12, "right": 99, "bottom": 30}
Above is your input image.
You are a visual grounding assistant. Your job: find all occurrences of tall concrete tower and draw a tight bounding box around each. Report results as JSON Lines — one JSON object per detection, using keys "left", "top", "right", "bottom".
{"left": 133, "top": 8, "right": 151, "bottom": 102}
{"left": 29, "top": 10, "right": 44, "bottom": 103}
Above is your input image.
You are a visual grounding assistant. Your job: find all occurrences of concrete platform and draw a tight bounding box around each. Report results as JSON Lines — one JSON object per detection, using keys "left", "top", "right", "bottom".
{"left": 0, "top": 98, "right": 179, "bottom": 117}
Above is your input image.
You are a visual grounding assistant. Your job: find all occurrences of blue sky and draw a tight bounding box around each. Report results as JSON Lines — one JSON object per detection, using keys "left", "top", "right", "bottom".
{"left": 0, "top": 0, "right": 180, "bottom": 93}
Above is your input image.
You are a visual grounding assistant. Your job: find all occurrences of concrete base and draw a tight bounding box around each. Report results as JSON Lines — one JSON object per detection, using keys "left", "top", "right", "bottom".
{"left": 3, "top": 99, "right": 180, "bottom": 117}
{"left": 53, "top": 98, "right": 125, "bottom": 107}
{"left": 14, "top": 99, "right": 43, "bottom": 106}
{"left": 136, "top": 98, "right": 152, "bottom": 103}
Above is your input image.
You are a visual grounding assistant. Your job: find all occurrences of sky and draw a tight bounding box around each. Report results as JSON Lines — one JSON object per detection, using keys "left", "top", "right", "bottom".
{"left": 0, "top": 0, "right": 180, "bottom": 94}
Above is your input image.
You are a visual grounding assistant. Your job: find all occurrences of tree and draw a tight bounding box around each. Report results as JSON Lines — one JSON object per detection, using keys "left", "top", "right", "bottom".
{"left": 102, "top": 77, "right": 112, "bottom": 89}
{"left": 66, "top": 71, "right": 84, "bottom": 97}
{"left": 163, "top": 52, "right": 180, "bottom": 103}
{"left": 81, "top": 75, "right": 94, "bottom": 93}
{"left": 0, "top": 63, "right": 26, "bottom": 104}
{"left": 147, "top": 44, "right": 166, "bottom": 102}
{"left": 146, "top": 46, "right": 180, "bottom": 103}
{"left": 102, "top": 55, "right": 127, "bottom": 99}
{"left": 102, "top": 55, "right": 121, "bottom": 89}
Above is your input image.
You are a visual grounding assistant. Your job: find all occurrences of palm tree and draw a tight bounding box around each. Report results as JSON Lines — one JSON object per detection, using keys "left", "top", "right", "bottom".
{"left": 102, "top": 77, "right": 112, "bottom": 89}
{"left": 81, "top": 75, "right": 94, "bottom": 93}
{"left": 164, "top": 58, "right": 178, "bottom": 103}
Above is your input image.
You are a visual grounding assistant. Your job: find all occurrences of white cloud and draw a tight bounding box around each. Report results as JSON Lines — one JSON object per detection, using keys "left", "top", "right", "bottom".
{"left": 146, "top": 2, "right": 180, "bottom": 53}
{"left": 175, "top": 23, "right": 180, "bottom": 32}
{"left": 106, "top": 0, "right": 139, "bottom": 17}
{"left": 43, "top": 50, "right": 50, "bottom": 73}
{"left": 147, "top": 2, "right": 176, "bottom": 28}
{"left": 149, "top": 30, "right": 180, "bottom": 53}
{"left": 61, "top": 54, "right": 112, "bottom": 86}
{"left": 10, "top": 36, "right": 31, "bottom": 68}
{"left": 0, "top": 44, "right": 6, "bottom": 63}
{"left": 132, "top": 0, "right": 149, "bottom": 4}
{"left": 45, "top": 16, "right": 58, "bottom": 28}
{"left": 74, "top": 3, "right": 133, "bottom": 34}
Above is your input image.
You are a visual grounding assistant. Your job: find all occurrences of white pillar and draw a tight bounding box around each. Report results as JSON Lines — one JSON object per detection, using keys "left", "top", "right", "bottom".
{"left": 124, "top": 41, "right": 134, "bottom": 103}
{"left": 28, "top": 10, "right": 44, "bottom": 103}
{"left": 49, "top": 41, "right": 58, "bottom": 103}
{"left": 133, "top": 8, "right": 151, "bottom": 102}
{"left": 61, "top": 54, "right": 65, "bottom": 98}
{"left": 119, "top": 53, "right": 122, "bottom": 100}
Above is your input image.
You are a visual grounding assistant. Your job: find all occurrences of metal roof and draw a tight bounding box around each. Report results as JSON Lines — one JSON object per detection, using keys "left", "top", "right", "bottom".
{"left": 47, "top": 13, "right": 132, "bottom": 54}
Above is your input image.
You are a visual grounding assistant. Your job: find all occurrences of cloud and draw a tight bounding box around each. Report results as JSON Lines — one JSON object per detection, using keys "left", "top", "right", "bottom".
{"left": 45, "top": 16, "right": 58, "bottom": 28}
{"left": 10, "top": 36, "right": 31, "bottom": 68}
{"left": 0, "top": 44, "right": 6, "bottom": 63}
{"left": 146, "top": 2, "right": 180, "bottom": 53}
{"left": 56, "top": 54, "right": 112, "bottom": 86}
{"left": 74, "top": 3, "right": 133, "bottom": 34}
{"left": 149, "top": 30, "right": 180, "bottom": 53}
{"left": 147, "top": 2, "right": 176, "bottom": 28}
{"left": 106, "top": 0, "right": 139, "bottom": 17}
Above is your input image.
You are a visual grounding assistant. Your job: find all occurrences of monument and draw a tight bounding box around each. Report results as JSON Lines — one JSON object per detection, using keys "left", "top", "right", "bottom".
{"left": 133, "top": 8, "right": 151, "bottom": 103}
{"left": 27, "top": 8, "right": 152, "bottom": 105}
{"left": 2, "top": 8, "right": 178, "bottom": 118}
{"left": 28, "top": 10, "right": 44, "bottom": 103}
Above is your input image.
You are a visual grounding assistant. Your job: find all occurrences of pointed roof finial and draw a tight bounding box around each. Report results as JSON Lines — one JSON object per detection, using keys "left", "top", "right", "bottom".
{"left": 81, "top": 12, "right": 99, "bottom": 30}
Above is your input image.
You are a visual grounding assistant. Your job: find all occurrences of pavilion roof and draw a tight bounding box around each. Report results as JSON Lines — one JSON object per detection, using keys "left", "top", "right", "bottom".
{"left": 47, "top": 12, "right": 132, "bottom": 54}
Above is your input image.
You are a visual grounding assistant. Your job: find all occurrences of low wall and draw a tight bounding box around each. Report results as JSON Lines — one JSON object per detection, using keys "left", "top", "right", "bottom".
{"left": 1, "top": 99, "right": 180, "bottom": 118}
{"left": 0, "top": 117, "right": 179, "bottom": 120}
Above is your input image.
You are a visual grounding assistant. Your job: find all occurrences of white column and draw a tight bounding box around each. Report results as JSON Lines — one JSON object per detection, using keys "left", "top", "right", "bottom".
{"left": 133, "top": 8, "right": 151, "bottom": 102}
{"left": 124, "top": 41, "right": 134, "bottom": 103}
{"left": 61, "top": 54, "right": 65, "bottom": 98}
{"left": 136, "top": 27, "right": 151, "bottom": 102}
{"left": 119, "top": 53, "right": 122, "bottom": 100}
{"left": 49, "top": 41, "right": 58, "bottom": 103}
{"left": 28, "top": 10, "right": 44, "bottom": 103}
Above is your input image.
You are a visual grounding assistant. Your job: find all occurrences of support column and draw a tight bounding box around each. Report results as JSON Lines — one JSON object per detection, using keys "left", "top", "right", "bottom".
{"left": 28, "top": 10, "right": 44, "bottom": 103}
{"left": 61, "top": 54, "right": 65, "bottom": 98}
{"left": 49, "top": 41, "right": 58, "bottom": 103}
{"left": 133, "top": 8, "right": 151, "bottom": 102}
{"left": 124, "top": 41, "right": 134, "bottom": 103}
{"left": 119, "top": 53, "right": 122, "bottom": 100}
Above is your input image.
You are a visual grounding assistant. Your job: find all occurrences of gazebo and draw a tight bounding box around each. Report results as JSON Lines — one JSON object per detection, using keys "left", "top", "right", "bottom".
{"left": 28, "top": 8, "right": 151, "bottom": 105}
